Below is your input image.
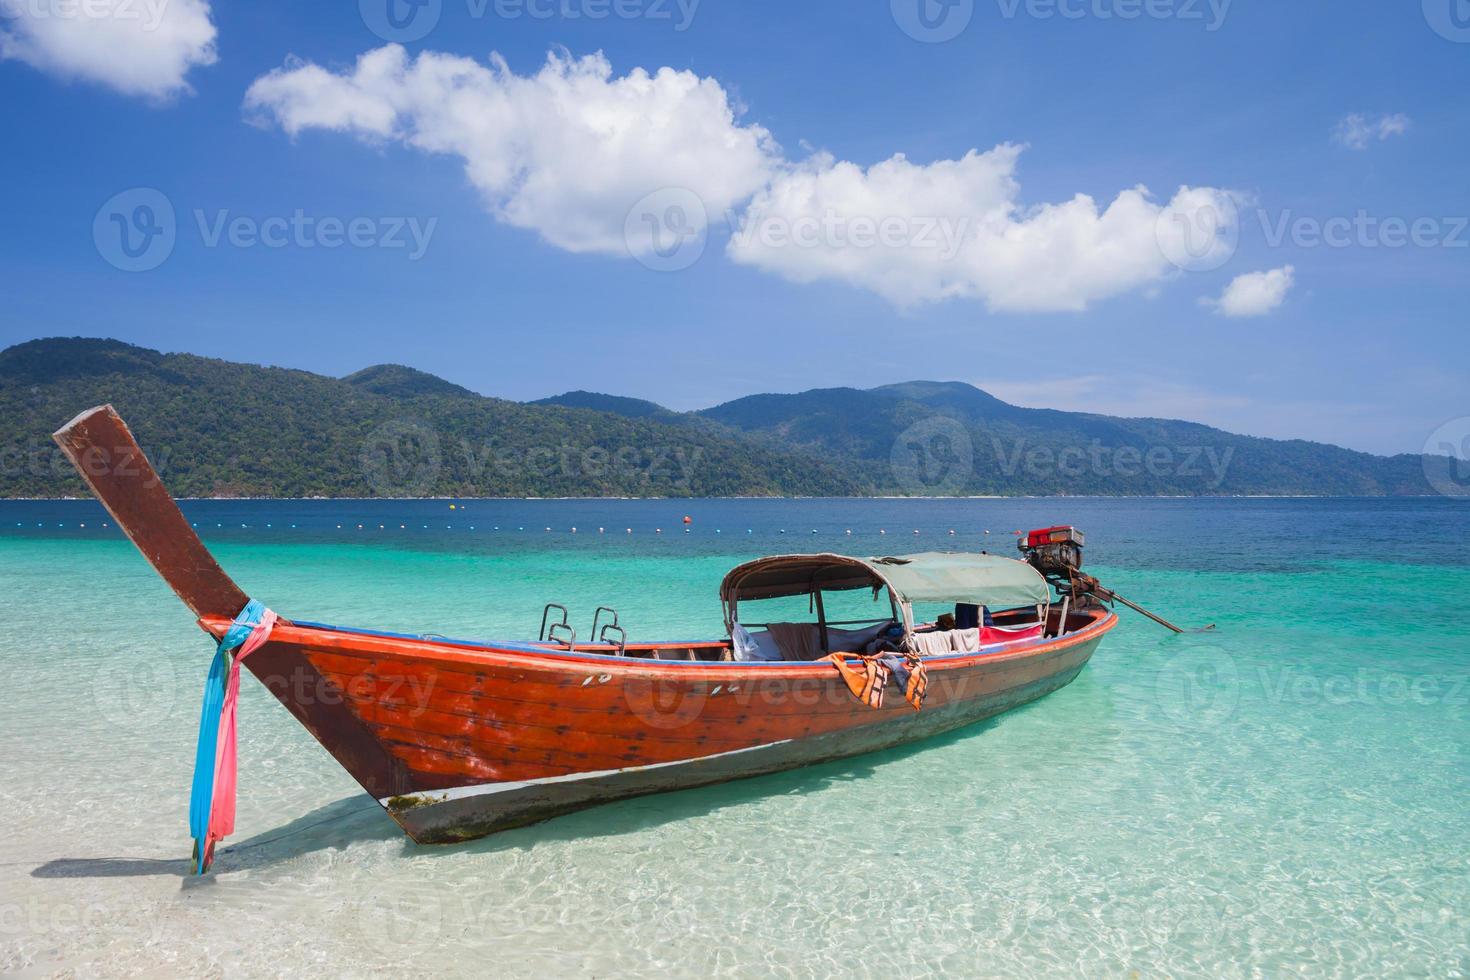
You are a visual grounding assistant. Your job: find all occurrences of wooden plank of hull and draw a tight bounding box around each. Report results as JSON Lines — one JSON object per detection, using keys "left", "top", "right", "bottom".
{"left": 386, "top": 634, "right": 1104, "bottom": 844}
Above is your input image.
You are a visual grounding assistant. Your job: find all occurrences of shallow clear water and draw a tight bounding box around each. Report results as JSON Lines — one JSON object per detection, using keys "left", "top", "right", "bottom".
{"left": 1, "top": 498, "right": 1467, "bottom": 977}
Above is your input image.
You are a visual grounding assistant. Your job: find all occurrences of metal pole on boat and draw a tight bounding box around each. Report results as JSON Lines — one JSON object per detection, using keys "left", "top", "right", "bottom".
{"left": 1090, "top": 584, "right": 1187, "bottom": 634}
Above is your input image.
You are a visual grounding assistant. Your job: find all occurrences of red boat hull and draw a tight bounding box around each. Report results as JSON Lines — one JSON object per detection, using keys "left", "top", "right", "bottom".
{"left": 211, "top": 612, "right": 1115, "bottom": 843}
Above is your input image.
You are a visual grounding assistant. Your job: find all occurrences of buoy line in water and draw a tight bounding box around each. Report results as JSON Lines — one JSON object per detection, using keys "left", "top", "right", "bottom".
{"left": 8, "top": 521, "right": 1017, "bottom": 540}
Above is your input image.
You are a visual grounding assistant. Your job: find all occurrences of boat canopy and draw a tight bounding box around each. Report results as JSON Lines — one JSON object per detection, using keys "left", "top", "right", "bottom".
{"left": 868, "top": 552, "right": 1050, "bottom": 608}
{"left": 720, "top": 551, "right": 1051, "bottom": 633}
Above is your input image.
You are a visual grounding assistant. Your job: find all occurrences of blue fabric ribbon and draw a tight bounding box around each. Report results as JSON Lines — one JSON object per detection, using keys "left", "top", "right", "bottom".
{"left": 188, "top": 599, "right": 266, "bottom": 874}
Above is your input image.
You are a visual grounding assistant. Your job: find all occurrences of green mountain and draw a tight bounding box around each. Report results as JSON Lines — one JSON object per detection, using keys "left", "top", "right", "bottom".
{"left": 0, "top": 338, "right": 1437, "bottom": 498}
{"left": 698, "top": 381, "right": 1431, "bottom": 496}
{"left": 531, "top": 390, "right": 672, "bottom": 420}
{"left": 342, "top": 364, "right": 479, "bottom": 399}
{"left": 0, "top": 338, "right": 862, "bottom": 498}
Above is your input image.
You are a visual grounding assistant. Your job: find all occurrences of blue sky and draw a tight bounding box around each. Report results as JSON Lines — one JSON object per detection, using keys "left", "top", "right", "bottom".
{"left": 1, "top": 0, "right": 1465, "bottom": 455}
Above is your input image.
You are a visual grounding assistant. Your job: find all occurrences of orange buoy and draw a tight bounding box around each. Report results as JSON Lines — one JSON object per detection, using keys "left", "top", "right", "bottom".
{"left": 683, "top": 515, "right": 693, "bottom": 525}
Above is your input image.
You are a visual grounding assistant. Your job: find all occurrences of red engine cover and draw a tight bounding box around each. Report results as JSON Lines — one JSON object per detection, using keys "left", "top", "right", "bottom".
{"left": 1026, "top": 526, "right": 1085, "bottom": 548}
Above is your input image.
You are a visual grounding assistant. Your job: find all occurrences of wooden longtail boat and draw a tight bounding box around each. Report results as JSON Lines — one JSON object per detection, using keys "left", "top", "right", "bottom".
{"left": 55, "top": 406, "right": 1117, "bottom": 850}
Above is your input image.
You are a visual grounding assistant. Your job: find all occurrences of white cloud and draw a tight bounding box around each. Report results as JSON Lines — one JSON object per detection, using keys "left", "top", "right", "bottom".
{"left": 1334, "top": 113, "right": 1411, "bottom": 150}
{"left": 245, "top": 45, "right": 1235, "bottom": 312}
{"left": 244, "top": 45, "right": 779, "bottom": 255}
{"left": 729, "top": 149, "right": 1238, "bottom": 311}
{"left": 0, "top": 0, "right": 216, "bottom": 100}
{"left": 1203, "top": 266, "right": 1295, "bottom": 318}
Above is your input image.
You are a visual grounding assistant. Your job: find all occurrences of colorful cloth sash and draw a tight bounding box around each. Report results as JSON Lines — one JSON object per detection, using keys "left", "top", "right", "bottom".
{"left": 824, "top": 653, "right": 928, "bottom": 711}
{"left": 189, "top": 600, "right": 276, "bottom": 874}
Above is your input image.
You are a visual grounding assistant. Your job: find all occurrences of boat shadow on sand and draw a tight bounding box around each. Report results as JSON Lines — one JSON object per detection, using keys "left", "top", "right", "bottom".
{"left": 30, "top": 707, "right": 1046, "bottom": 881}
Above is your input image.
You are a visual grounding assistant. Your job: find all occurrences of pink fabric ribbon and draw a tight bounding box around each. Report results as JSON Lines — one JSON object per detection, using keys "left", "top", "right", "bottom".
{"left": 206, "top": 609, "right": 277, "bottom": 851}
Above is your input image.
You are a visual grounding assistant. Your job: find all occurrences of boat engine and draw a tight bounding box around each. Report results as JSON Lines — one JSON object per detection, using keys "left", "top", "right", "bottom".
{"left": 1018, "top": 526, "right": 1088, "bottom": 600}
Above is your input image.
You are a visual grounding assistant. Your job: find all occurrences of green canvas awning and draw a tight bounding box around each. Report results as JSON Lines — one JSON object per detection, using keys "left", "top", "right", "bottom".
{"left": 866, "top": 552, "right": 1051, "bottom": 609}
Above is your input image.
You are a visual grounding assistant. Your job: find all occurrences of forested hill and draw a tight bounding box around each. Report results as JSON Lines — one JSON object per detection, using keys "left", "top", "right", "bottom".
{"left": 695, "top": 381, "right": 1434, "bottom": 496}
{"left": 0, "top": 338, "right": 1439, "bottom": 498}
{"left": 0, "top": 339, "right": 861, "bottom": 498}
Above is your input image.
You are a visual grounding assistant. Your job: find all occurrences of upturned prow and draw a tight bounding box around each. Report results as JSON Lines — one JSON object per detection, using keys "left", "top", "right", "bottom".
{"left": 53, "top": 405, "right": 249, "bottom": 621}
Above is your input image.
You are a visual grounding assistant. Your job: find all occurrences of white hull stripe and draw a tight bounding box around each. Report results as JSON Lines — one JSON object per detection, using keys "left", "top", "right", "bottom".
{"left": 380, "top": 739, "right": 796, "bottom": 808}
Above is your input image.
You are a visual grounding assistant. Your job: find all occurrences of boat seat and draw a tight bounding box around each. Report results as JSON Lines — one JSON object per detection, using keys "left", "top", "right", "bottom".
{"left": 824, "top": 622, "right": 894, "bottom": 653}
{"left": 731, "top": 624, "right": 782, "bottom": 661}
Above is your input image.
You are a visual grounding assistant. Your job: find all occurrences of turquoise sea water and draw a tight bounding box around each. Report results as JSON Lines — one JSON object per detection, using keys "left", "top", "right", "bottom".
{"left": 1, "top": 498, "right": 1467, "bottom": 977}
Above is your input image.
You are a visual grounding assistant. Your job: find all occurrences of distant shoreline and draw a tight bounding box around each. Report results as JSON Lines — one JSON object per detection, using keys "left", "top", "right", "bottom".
{"left": 3, "top": 494, "right": 1453, "bottom": 503}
